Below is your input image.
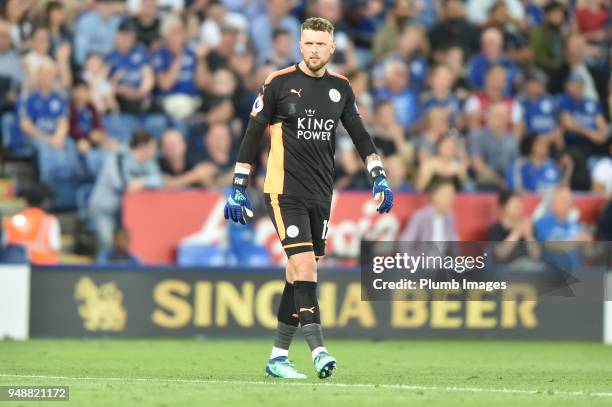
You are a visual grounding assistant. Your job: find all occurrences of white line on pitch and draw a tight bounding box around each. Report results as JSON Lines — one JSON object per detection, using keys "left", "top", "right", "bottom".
{"left": 0, "top": 374, "right": 610, "bottom": 398}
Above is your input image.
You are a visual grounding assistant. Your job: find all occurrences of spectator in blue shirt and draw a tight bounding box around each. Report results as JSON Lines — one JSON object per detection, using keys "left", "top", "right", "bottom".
{"left": 152, "top": 14, "right": 210, "bottom": 120}
{"left": 467, "top": 27, "right": 520, "bottom": 95}
{"left": 74, "top": 0, "right": 122, "bottom": 66}
{"left": 521, "top": 68, "right": 563, "bottom": 147}
{"left": 507, "top": 135, "right": 561, "bottom": 194}
{"left": 558, "top": 74, "right": 609, "bottom": 190}
{"left": 534, "top": 186, "right": 591, "bottom": 242}
{"left": 386, "top": 24, "right": 429, "bottom": 91}
{"left": 19, "top": 62, "right": 69, "bottom": 151}
{"left": 348, "top": 0, "right": 385, "bottom": 57}
{"left": 375, "top": 60, "right": 420, "bottom": 131}
{"left": 105, "top": 18, "right": 154, "bottom": 115}
{"left": 525, "top": 0, "right": 545, "bottom": 26}
{"left": 19, "top": 61, "right": 83, "bottom": 209}
{"left": 534, "top": 186, "right": 592, "bottom": 271}
{"left": 422, "top": 64, "right": 463, "bottom": 128}
{"left": 559, "top": 74, "right": 609, "bottom": 148}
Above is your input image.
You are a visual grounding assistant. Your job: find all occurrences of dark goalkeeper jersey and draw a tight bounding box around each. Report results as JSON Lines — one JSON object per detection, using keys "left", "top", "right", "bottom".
{"left": 249, "top": 64, "right": 368, "bottom": 199}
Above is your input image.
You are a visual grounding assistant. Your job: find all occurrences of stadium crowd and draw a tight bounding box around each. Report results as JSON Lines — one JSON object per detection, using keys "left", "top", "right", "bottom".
{"left": 0, "top": 0, "right": 611, "bottom": 262}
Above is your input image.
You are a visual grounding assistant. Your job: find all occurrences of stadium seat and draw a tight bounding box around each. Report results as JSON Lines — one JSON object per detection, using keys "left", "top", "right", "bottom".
{"left": 225, "top": 219, "right": 272, "bottom": 266}
{"left": 1, "top": 112, "right": 34, "bottom": 157}
{"left": 226, "top": 245, "right": 271, "bottom": 267}
{"left": 176, "top": 244, "right": 226, "bottom": 267}
{"left": 103, "top": 113, "right": 170, "bottom": 144}
{"left": 0, "top": 244, "right": 29, "bottom": 264}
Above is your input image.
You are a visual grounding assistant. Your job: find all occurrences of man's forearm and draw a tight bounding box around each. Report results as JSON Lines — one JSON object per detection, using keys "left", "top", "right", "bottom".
{"left": 494, "top": 239, "right": 520, "bottom": 260}
{"left": 196, "top": 60, "right": 211, "bottom": 91}
{"left": 473, "top": 158, "right": 501, "bottom": 183}
{"left": 21, "top": 120, "right": 50, "bottom": 141}
{"left": 344, "top": 116, "right": 378, "bottom": 160}
{"left": 53, "top": 119, "right": 68, "bottom": 140}
{"left": 139, "top": 67, "right": 155, "bottom": 96}
{"left": 562, "top": 114, "right": 596, "bottom": 138}
{"left": 157, "top": 61, "right": 182, "bottom": 91}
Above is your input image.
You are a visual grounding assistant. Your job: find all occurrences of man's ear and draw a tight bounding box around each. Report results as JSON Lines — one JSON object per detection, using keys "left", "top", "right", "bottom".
{"left": 330, "top": 41, "right": 336, "bottom": 55}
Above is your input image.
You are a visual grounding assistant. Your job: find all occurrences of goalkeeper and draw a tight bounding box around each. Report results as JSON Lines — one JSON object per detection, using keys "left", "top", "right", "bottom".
{"left": 224, "top": 17, "right": 394, "bottom": 379}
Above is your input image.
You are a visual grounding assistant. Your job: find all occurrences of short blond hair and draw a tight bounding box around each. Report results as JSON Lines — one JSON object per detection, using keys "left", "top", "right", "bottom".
{"left": 161, "top": 14, "right": 182, "bottom": 37}
{"left": 301, "top": 17, "right": 334, "bottom": 35}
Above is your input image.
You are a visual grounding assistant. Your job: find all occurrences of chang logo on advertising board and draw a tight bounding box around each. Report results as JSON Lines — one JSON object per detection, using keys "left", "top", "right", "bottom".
{"left": 74, "top": 277, "right": 127, "bottom": 332}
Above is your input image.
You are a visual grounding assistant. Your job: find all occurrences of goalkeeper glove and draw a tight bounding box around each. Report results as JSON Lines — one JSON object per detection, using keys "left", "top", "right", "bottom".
{"left": 224, "top": 167, "right": 254, "bottom": 225}
{"left": 369, "top": 162, "right": 394, "bottom": 214}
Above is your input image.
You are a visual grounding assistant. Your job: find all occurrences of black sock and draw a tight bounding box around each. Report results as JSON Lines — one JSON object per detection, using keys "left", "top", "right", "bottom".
{"left": 293, "top": 281, "right": 325, "bottom": 352}
{"left": 277, "top": 281, "right": 299, "bottom": 327}
{"left": 293, "top": 281, "right": 321, "bottom": 326}
{"left": 273, "top": 281, "right": 298, "bottom": 353}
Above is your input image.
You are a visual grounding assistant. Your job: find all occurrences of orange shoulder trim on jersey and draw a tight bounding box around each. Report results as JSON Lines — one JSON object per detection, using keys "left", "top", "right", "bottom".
{"left": 264, "top": 65, "right": 297, "bottom": 86}
{"left": 328, "top": 70, "right": 349, "bottom": 82}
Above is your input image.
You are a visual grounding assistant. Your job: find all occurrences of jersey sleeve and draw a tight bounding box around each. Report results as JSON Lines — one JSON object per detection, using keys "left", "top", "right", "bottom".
{"left": 340, "top": 84, "right": 360, "bottom": 123}
{"left": 137, "top": 48, "right": 151, "bottom": 66}
{"left": 534, "top": 217, "right": 552, "bottom": 241}
{"left": 558, "top": 95, "right": 572, "bottom": 113}
{"left": 506, "top": 160, "right": 517, "bottom": 191}
{"left": 249, "top": 79, "right": 276, "bottom": 125}
{"left": 58, "top": 97, "right": 68, "bottom": 118}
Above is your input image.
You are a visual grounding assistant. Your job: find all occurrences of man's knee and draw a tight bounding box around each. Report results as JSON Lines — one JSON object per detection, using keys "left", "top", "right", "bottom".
{"left": 285, "top": 262, "right": 296, "bottom": 283}
{"left": 289, "top": 252, "right": 317, "bottom": 281}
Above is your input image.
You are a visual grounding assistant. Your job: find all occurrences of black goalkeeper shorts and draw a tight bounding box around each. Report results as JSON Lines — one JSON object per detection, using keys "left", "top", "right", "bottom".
{"left": 264, "top": 193, "right": 331, "bottom": 258}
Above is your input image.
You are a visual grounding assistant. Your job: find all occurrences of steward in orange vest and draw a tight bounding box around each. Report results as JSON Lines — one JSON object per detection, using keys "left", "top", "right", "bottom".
{"left": 3, "top": 188, "right": 60, "bottom": 264}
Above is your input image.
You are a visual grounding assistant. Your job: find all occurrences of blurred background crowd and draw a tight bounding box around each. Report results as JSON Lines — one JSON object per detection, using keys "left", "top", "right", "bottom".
{"left": 0, "top": 0, "right": 611, "bottom": 265}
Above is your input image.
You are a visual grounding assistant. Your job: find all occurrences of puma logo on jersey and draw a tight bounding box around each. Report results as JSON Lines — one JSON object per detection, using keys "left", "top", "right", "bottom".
{"left": 291, "top": 88, "right": 302, "bottom": 97}
{"left": 299, "top": 307, "right": 316, "bottom": 314}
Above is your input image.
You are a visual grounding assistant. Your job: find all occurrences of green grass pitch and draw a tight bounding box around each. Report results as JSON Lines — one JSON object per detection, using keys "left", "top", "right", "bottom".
{"left": 0, "top": 339, "right": 611, "bottom": 406}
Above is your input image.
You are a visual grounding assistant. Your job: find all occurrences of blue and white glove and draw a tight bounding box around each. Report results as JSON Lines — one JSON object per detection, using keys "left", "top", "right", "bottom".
{"left": 369, "top": 162, "right": 394, "bottom": 214}
{"left": 224, "top": 169, "right": 254, "bottom": 225}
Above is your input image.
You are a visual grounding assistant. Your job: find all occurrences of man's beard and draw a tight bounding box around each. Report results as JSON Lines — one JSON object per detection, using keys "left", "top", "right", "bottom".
{"left": 304, "top": 56, "right": 328, "bottom": 73}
